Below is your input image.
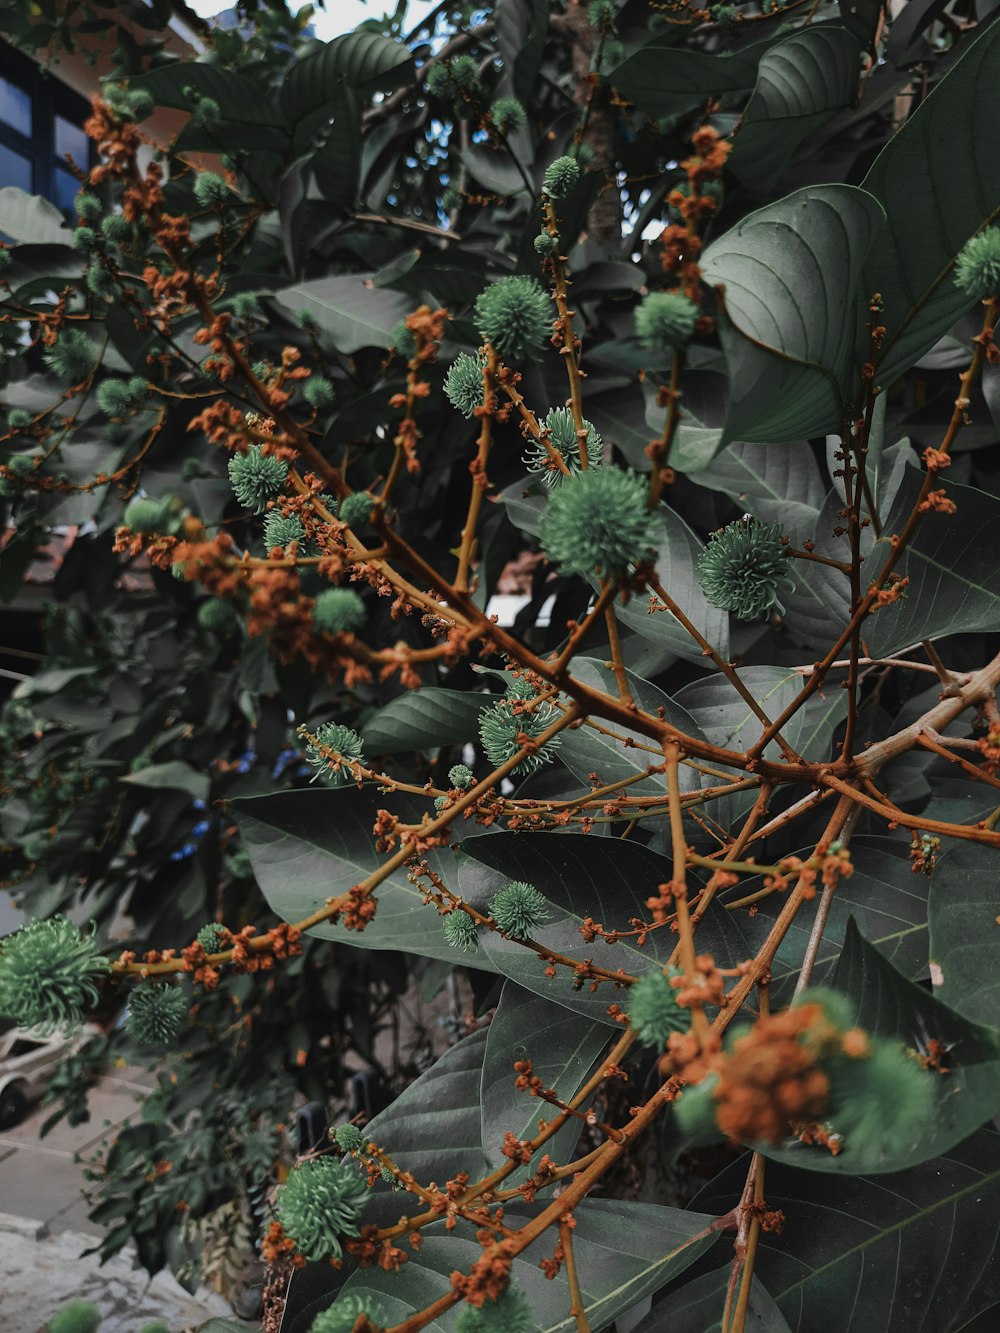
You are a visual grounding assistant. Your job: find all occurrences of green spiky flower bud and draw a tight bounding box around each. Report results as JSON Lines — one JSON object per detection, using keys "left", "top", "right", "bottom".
{"left": 87, "top": 265, "right": 117, "bottom": 299}
{"left": 277, "top": 1155, "right": 369, "bottom": 1263}
{"left": 44, "top": 329, "right": 96, "bottom": 383}
{"left": 263, "top": 511, "right": 309, "bottom": 552}
{"left": 524, "top": 407, "right": 603, "bottom": 487}
{"left": 449, "top": 764, "right": 475, "bottom": 789}
{"left": 542, "top": 155, "right": 580, "bottom": 198}
{"left": 426, "top": 53, "right": 482, "bottom": 100}
{"left": 313, "top": 587, "right": 366, "bottom": 635}
{"left": 0, "top": 917, "right": 109, "bottom": 1034}
{"left": 333, "top": 1123, "right": 366, "bottom": 1154}
{"left": 443, "top": 909, "right": 479, "bottom": 953}
{"left": 306, "top": 721, "right": 365, "bottom": 784}
{"left": 193, "top": 171, "right": 230, "bottom": 207}
{"left": 8, "top": 453, "right": 36, "bottom": 478}
{"left": 635, "top": 290, "right": 699, "bottom": 353}
{"left": 196, "top": 922, "right": 227, "bottom": 954}
{"left": 197, "top": 598, "right": 236, "bottom": 633}
{"left": 228, "top": 444, "right": 289, "bottom": 515}
{"left": 710, "top": 4, "right": 738, "bottom": 27}
{"left": 75, "top": 193, "right": 102, "bottom": 222}
{"left": 72, "top": 226, "right": 97, "bottom": 251}
{"left": 534, "top": 232, "right": 558, "bottom": 257}
{"left": 7, "top": 408, "right": 31, "bottom": 430}
{"left": 491, "top": 96, "right": 527, "bottom": 135}
{"left": 126, "top": 985, "right": 188, "bottom": 1048}
{"left": 954, "top": 227, "right": 1000, "bottom": 299}
{"left": 97, "top": 376, "right": 147, "bottom": 417}
{"left": 627, "top": 969, "right": 690, "bottom": 1047}
{"left": 391, "top": 320, "right": 417, "bottom": 358}
{"left": 456, "top": 1282, "right": 537, "bottom": 1332}
{"left": 478, "top": 693, "right": 561, "bottom": 776}
{"left": 697, "top": 518, "right": 794, "bottom": 621}
{"left": 540, "top": 465, "right": 660, "bottom": 578}
{"left": 588, "top": 0, "right": 618, "bottom": 28}
{"left": 49, "top": 1301, "right": 101, "bottom": 1333}
{"left": 475, "top": 276, "right": 551, "bottom": 363}
{"left": 444, "top": 352, "right": 486, "bottom": 417}
{"left": 489, "top": 880, "right": 549, "bottom": 939}
{"left": 101, "top": 213, "right": 131, "bottom": 245}
{"left": 310, "top": 1294, "right": 373, "bottom": 1333}
{"left": 338, "top": 493, "right": 373, "bottom": 529}
{"left": 304, "top": 376, "right": 336, "bottom": 410}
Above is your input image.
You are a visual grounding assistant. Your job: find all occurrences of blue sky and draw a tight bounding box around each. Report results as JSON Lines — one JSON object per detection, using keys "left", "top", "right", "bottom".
{"left": 183, "top": 0, "right": 438, "bottom": 41}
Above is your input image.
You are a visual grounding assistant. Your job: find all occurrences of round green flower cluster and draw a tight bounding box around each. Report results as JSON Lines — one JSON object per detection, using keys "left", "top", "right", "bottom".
{"left": 449, "top": 763, "right": 475, "bottom": 789}
{"left": 588, "top": 0, "right": 618, "bottom": 28}
{"left": 332, "top": 1123, "right": 367, "bottom": 1154}
{"left": 425, "top": 54, "right": 482, "bottom": 99}
{"left": 338, "top": 492, "right": 373, "bottom": 529}
{"left": 73, "top": 226, "right": 97, "bottom": 251}
{"left": 101, "top": 213, "right": 132, "bottom": 246}
{"left": 49, "top": 1301, "right": 101, "bottom": 1333}
{"left": 533, "top": 232, "right": 558, "bottom": 257}
{"left": 97, "top": 376, "right": 148, "bottom": 418}
{"left": 443, "top": 908, "right": 479, "bottom": 953}
{"left": 543, "top": 155, "right": 580, "bottom": 198}
{"left": 634, "top": 290, "right": 699, "bottom": 353}
{"left": 313, "top": 587, "right": 366, "bottom": 636}
{"left": 954, "top": 227, "right": 1000, "bottom": 300}
{"left": 697, "top": 518, "right": 794, "bottom": 621}
{"left": 310, "top": 1293, "right": 372, "bottom": 1333}
{"left": 263, "top": 511, "right": 310, "bottom": 552}
{"left": 478, "top": 690, "right": 561, "bottom": 776}
{"left": 126, "top": 984, "right": 188, "bottom": 1048}
{"left": 489, "top": 880, "right": 549, "bottom": 939}
{"left": 304, "top": 376, "right": 336, "bottom": 409}
{"left": 475, "top": 276, "right": 551, "bottom": 364}
{"left": 456, "top": 1282, "right": 537, "bottom": 1332}
{"left": 306, "top": 721, "right": 366, "bottom": 784}
{"left": 540, "top": 465, "right": 660, "bottom": 578}
{"left": 193, "top": 171, "right": 229, "bottom": 207}
{"left": 627, "top": 969, "right": 690, "bottom": 1047}
{"left": 444, "top": 352, "right": 486, "bottom": 418}
{"left": 44, "top": 329, "right": 96, "bottom": 383}
{"left": 277, "top": 1155, "right": 370, "bottom": 1263}
{"left": 105, "top": 84, "right": 154, "bottom": 122}
{"left": 0, "top": 917, "right": 109, "bottom": 1034}
{"left": 196, "top": 922, "right": 227, "bottom": 954}
{"left": 124, "top": 496, "right": 180, "bottom": 535}
{"left": 491, "top": 96, "right": 526, "bottom": 135}
{"left": 524, "top": 408, "right": 603, "bottom": 487}
{"left": 229, "top": 445, "right": 289, "bottom": 514}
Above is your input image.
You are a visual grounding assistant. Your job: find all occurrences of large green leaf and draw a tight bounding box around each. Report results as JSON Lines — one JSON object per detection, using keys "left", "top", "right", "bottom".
{"left": 700, "top": 185, "right": 885, "bottom": 444}
{"left": 280, "top": 30, "right": 414, "bottom": 124}
{"left": 233, "top": 788, "right": 500, "bottom": 969}
{"left": 729, "top": 28, "right": 862, "bottom": 191}
{"left": 690, "top": 1127, "right": 1000, "bottom": 1332}
{"left": 866, "top": 469, "right": 1000, "bottom": 657}
{"left": 309, "top": 85, "right": 361, "bottom": 205}
{"left": 458, "top": 832, "right": 760, "bottom": 1023}
{"left": 609, "top": 37, "right": 768, "bottom": 118}
{"left": 362, "top": 687, "right": 501, "bottom": 757}
{"left": 273, "top": 274, "right": 411, "bottom": 352}
{"left": 119, "top": 760, "right": 209, "bottom": 801}
{"left": 929, "top": 843, "right": 1000, "bottom": 1030}
{"left": 758, "top": 920, "right": 1000, "bottom": 1175}
{"left": 127, "top": 62, "right": 285, "bottom": 125}
{"left": 862, "top": 21, "right": 1000, "bottom": 387}
{"left": 496, "top": 0, "right": 549, "bottom": 105}
{"left": 0, "top": 188, "right": 72, "bottom": 245}
{"left": 614, "top": 505, "right": 731, "bottom": 665}
{"left": 634, "top": 1266, "right": 792, "bottom": 1332}
{"left": 481, "top": 981, "right": 608, "bottom": 1174}
{"left": 334, "top": 1197, "right": 720, "bottom": 1333}
{"left": 688, "top": 440, "right": 825, "bottom": 539}
{"left": 675, "top": 666, "right": 847, "bottom": 766}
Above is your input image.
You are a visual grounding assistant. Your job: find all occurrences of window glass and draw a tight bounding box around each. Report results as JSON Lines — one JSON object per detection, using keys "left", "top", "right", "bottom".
{"left": 55, "top": 114, "right": 89, "bottom": 166}
{"left": 52, "top": 163, "right": 80, "bottom": 217}
{"left": 0, "top": 141, "right": 32, "bottom": 193}
{"left": 0, "top": 75, "right": 31, "bottom": 137}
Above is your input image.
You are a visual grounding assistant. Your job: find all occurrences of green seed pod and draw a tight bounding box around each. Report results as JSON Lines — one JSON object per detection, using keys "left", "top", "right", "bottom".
{"left": 277, "top": 1156, "right": 370, "bottom": 1262}
{"left": 448, "top": 764, "right": 475, "bottom": 789}
{"left": 197, "top": 598, "right": 236, "bottom": 633}
{"left": 263, "top": 511, "right": 309, "bottom": 552}
{"left": 542, "top": 155, "right": 580, "bottom": 198}
{"left": 87, "top": 264, "right": 118, "bottom": 299}
{"left": 123, "top": 496, "right": 173, "bottom": 534}
{"left": 97, "top": 376, "right": 147, "bottom": 417}
{"left": 491, "top": 96, "right": 527, "bottom": 135}
{"left": 127, "top": 89, "right": 154, "bottom": 121}
{"left": 49, "top": 1301, "right": 102, "bottom": 1333}
{"left": 309, "top": 1294, "right": 373, "bottom": 1333}
{"left": 456, "top": 1282, "right": 537, "bottom": 1332}
{"left": 192, "top": 95, "right": 221, "bottom": 129}
{"left": 306, "top": 721, "right": 366, "bottom": 784}
{"left": 448, "top": 53, "right": 481, "bottom": 91}
{"left": 196, "top": 922, "right": 227, "bottom": 954}
{"left": 475, "top": 276, "right": 551, "bottom": 363}
{"left": 391, "top": 320, "right": 417, "bottom": 358}
{"left": 232, "top": 292, "right": 260, "bottom": 320}
{"left": 337, "top": 493, "right": 373, "bottom": 529}
{"left": 313, "top": 587, "right": 367, "bottom": 636}
{"left": 332, "top": 1123, "right": 366, "bottom": 1154}
{"left": 954, "top": 227, "right": 1000, "bottom": 299}
{"left": 228, "top": 444, "right": 289, "bottom": 515}
{"left": 478, "top": 694, "right": 561, "bottom": 776}
{"left": 533, "top": 232, "right": 558, "bottom": 257}
{"left": 304, "top": 376, "right": 336, "bottom": 409}
{"left": 444, "top": 352, "right": 486, "bottom": 417}
{"left": 710, "top": 4, "right": 738, "bottom": 28}
{"left": 101, "top": 213, "right": 131, "bottom": 245}
{"left": 672, "top": 1073, "right": 725, "bottom": 1145}
{"left": 0, "top": 917, "right": 109, "bottom": 1034}
{"left": 587, "top": 0, "right": 618, "bottom": 28}
{"left": 824, "top": 1037, "right": 936, "bottom": 1163}
{"left": 489, "top": 880, "right": 549, "bottom": 939}
{"left": 7, "top": 408, "right": 31, "bottom": 430}
{"left": 523, "top": 407, "right": 603, "bottom": 487}
{"left": 443, "top": 909, "right": 479, "bottom": 953}
{"left": 540, "top": 465, "right": 660, "bottom": 578}
{"left": 8, "top": 453, "right": 37, "bottom": 478}
{"left": 627, "top": 969, "right": 690, "bottom": 1047}
{"left": 72, "top": 225, "right": 97, "bottom": 251}
{"left": 126, "top": 985, "right": 188, "bottom": 1048}
{"left": 44, "top": 329, "right": 96, "bottom": 382}
{"left": 193, "top": 171, "right": 230, "bottom": 207}
{"left": 634, "top": 290, "right": 699, "bottom": 353}
{"left": 697, "top": 518, "right": 795, "bottom": 621}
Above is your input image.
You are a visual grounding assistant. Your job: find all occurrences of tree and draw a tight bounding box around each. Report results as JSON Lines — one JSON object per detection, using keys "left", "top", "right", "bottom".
{"left": 2, "top": 1, "right": 1000, "bottom": 1329}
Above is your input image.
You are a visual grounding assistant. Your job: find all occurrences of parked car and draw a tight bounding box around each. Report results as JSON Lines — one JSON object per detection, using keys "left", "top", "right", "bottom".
{"left": 0, "top": 1019, "right": 101, "bottom": 1130}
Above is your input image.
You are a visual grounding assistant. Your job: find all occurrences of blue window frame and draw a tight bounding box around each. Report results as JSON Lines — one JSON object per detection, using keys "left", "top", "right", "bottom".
{"left": 0, "top": 40, "right": 94, "bottom": 218}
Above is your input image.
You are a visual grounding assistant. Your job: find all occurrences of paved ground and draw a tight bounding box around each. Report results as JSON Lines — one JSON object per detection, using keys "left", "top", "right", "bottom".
{"left": 0, "top": 1067, "right": 234, "bottom": 1331}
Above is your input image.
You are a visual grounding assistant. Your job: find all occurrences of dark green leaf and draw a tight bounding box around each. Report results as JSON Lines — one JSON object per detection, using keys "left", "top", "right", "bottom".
{"left": 0, "top": 187, "right": 72, "bottom": 245}
{"left": 280, "top": 31, "right": 414, "bottom": 125}
{"left": 310, "top": 85, "right": 361, "bottom": 205}
{"left": 635, "top": 1266, "right": 793, "bottom": 1332}
{"left": 700, "top": 185, "right": 885, "bottom": 444}
{"left": 496, "top": 0, "right": 550, "bottom": 105}
{"left": 273, "top": 274, "right": 412, "bottom": 351}
{"left": 929, "top": 842, "right": 1000, "bottom": 1030}
{"left": 609, "top": 37, "right": 767, "bottom": 118}
{"left": 127, "top": 62, "right": 285, "bottom": 125}
{"left": 688, "top": 440, "right": 825, "bottom": 539}
{"left": 362, "top": 688, "right": 501, "bottom": 756}
{"left": 120, "top": 761, "right": 209, "bottom": 801}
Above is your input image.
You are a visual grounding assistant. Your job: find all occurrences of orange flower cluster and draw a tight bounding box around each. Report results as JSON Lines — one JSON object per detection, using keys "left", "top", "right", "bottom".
{"left": 261, "top": 1220, "right": 305, "bottom": 1269}
{"left": 450, "top": 1242, "right": 515, "bottom": 1307}
{"left": 918, "top": 488, "right": 958, "bottom": 515}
